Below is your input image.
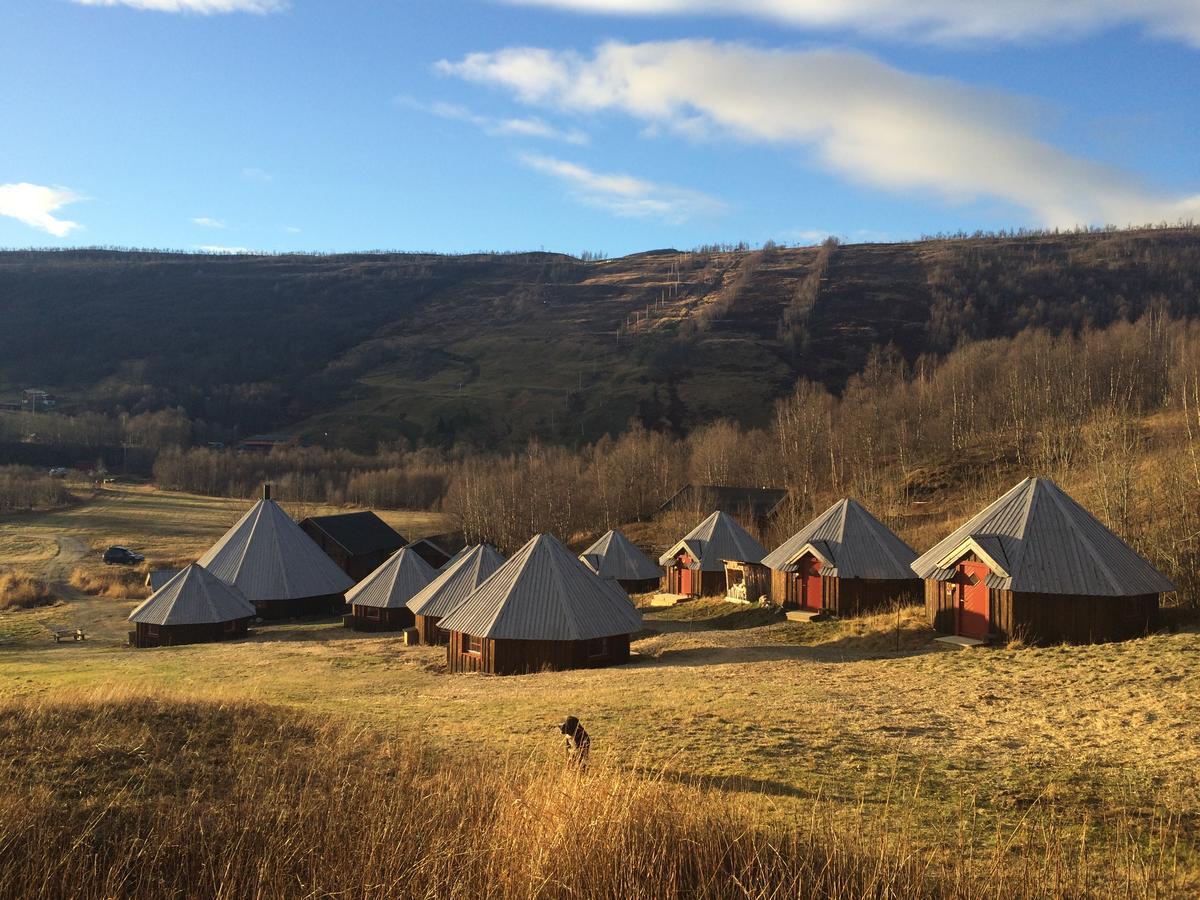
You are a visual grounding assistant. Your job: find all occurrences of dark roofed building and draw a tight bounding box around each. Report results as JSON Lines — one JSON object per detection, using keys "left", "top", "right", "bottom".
{"left": 913, "top": 477, "right": 1175, "bottom": 644}
{"left": 299, "top": 511, "right": 408, "bottom": 582}
{"left": 659, "top": 485, "right": 788, "bottom": 527}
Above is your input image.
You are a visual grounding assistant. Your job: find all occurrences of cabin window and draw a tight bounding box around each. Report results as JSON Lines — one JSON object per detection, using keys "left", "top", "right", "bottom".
{"left": 586, "top": 637, "right": 609, "bottom": 659}
{"left": 465, "top": 635, "right": 483, "bottom": 655}
{"left": 365, "top": 607, "right": 381, "bottom": 620}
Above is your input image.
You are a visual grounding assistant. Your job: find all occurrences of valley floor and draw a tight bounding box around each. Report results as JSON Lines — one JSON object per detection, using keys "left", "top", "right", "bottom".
{"left": 2, "top": 487, "right": 1199, "bottom": 893}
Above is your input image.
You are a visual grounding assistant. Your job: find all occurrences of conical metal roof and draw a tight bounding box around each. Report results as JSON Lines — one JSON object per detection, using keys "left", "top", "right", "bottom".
{"left": 912, "top": 477, "right": 1176, "bottom": 596}
{"left": 658, "top": 510, "right": 767, "bottom": 571}
{"left": 439, "top": 533, "right": 643, "bottom": 641}
{"left": 197, "top": 499, "right": 354, "bottom": 603}
{"left": 406, "top": 544, "right": 506, "bottom": 619}
{"left": 580, "top": 529, "right": 663, "bottom": 581}
{"left": 128, "top": 563, "right": 256, "bottom": 626}
{"left": 345, "top": 547, "right": 436, "bottom": 609}
{"left": 762, "top": 499, "right": 918, "bottom": 579}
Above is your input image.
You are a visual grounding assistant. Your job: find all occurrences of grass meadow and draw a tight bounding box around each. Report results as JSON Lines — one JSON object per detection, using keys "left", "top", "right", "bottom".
{"left": 0, "top": 487, "right": 1198, "bottom": 896}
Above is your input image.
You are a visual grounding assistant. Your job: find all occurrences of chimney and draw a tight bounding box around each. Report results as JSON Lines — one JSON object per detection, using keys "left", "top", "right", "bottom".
{"left": 263, "top": 483, "right": 272, "bottom": 501}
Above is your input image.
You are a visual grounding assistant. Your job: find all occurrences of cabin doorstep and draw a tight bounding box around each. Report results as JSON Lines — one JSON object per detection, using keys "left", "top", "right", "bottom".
{"left": 912, "top": 477, "right": 1175, "bottom": 644}
{"left": 762, "top": 499, "right": 922, "bottom": 616}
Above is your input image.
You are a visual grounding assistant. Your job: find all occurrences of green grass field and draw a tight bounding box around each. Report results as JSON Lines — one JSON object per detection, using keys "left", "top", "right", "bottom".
{"left": 1, "top": 488, "right": 1199, "bottom": 891}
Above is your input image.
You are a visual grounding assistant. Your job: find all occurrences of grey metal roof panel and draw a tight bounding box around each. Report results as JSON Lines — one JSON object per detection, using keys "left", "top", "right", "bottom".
{"left": 197, "top": 499, "right": 354, "bottom": 603}
{"left": 658, "top": 511, "right": 768, "bottom": 570}
{"left": 147, "top": 568, "right": 183, "bottom": 592}
{"left": 129, "top": 564, "right": 256, "bottom": 626}
{"left": 762, "top": 499, "right": 918, "bottom": 579}
{"left": 439, "top": 533, "right": 644, "bottom": 641}
{"left": 345, "top": 548, "right": 436, "bottom": 609}
{"left": 911, "top": 477, "right": 1175, "bottom": 596}
{"left": 406, "top": 544, "right": 506, "bottom": 618}
{"left": 579, "top": 529, "right": 664, "bottom": 581}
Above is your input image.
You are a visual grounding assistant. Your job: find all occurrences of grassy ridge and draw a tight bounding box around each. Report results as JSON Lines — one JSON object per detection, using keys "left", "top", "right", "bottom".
{"left": 0, "top": 691, "right": 1186, "bottom": 899}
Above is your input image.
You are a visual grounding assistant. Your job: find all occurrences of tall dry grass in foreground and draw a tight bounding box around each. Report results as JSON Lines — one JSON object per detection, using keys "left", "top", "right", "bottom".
{"left": 0, "top": 692, "right": 1187, "bottom": 899}
{"left": 0, "top": 569, "right": 56, "bottom": 610}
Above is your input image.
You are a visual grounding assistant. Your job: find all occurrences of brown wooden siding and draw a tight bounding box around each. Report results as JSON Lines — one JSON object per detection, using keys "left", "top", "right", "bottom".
{"left": 446, "top": 632, "right": 632, "bottom": 675}
{"left": 771, "top": 570, "right": 919, "bottom": 616}
{"left": 925, "top": 579, "right": 1159, "bottom": 644}
{"left": 415, "top": 614, "right": 448, "bottom": 645}
{"left": 130, "top": 618, "right": 251, "bottom": 648}
{"left": 344, "top": 605, "right": 414, "bottom": 631}
{"left": 256, "top": 592, "right": 346, "bottom": 620}
{"left": 618, "top": 577, "right": 662, "bottom": 595}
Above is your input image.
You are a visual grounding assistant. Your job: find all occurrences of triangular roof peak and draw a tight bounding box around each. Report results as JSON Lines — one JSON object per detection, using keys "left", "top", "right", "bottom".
{"left": 439, "top": 533, "right": 643, "bottom": 641}
{"left": 345, "top": 547, "right": 436, "bottom": 609}
{"left": 580, "top": 529, "right": 663, "bottom": 582}
{"left": 912, "top": 477, "right": 1175, "bottom": 596}
{"left": 129, "top": 563, "right": 256, "bottom": 626}
{"left": 659, "top": 510, "right": 767, "bottom": 571}
{"left": 406, "top": 543, "right": 506, "bottom": 618}
{"left": 762, "top": 498, "right": 917, "bottom": 580}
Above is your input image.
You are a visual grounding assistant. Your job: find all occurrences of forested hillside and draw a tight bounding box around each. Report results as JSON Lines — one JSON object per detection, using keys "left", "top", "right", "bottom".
{"left": 1, "top": 226, "right": 1198, "bottom": 450}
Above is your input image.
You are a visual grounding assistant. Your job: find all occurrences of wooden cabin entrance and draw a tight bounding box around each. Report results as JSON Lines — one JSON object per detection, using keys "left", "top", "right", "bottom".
{"left": 679, "top": 563, "right": 693, "bottom": 596}
{"left": 955, "top": 561, "right": 990, "bottom": 639}
{"left": 800, "top": 555, "right": 823, "bottom": 611}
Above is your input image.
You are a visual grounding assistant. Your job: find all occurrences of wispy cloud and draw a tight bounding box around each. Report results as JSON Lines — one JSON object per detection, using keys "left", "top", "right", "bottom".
{"left": 0, "top": 183, "right": 85, "bottom": 237}
{"left": 283, "top": 225, "right": 301, "bottom": 234}
{"left": 241, "top": 167, "right": 274, "bottom": 182}
{"left": 191, "top": 216, "right": 227, "bottom": 228}
{"left": 73, "top": 0, "right": 285, "bottom": 13}
{"left": 400, "top": 96, "right": 588, "bottom": 144}
{"left": 500, "top": 0, "right": 1200, "bottom": 46}
{"left": 442, "top": 41, "right": 1200, "bottom": 228}
{"left": 195, "top": 244, "right": 255, "bottom": 253}
{"left": 520, "top": 153, "right": 723, "bottom": 223}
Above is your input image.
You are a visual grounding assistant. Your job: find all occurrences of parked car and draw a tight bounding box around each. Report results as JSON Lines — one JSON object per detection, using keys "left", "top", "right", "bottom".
{"left": 48, "top": 467, "right": 69, "bottom": 478}
{"left": 102, "top": 546, "right": 144, "bottom": 566}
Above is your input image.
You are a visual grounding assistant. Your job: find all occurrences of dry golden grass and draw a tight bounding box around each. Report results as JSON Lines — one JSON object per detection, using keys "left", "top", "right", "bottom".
{"left": 0, "top": 690, "right": 1187, "bottom": 899}
{"left": 69, "top": 565, "right": 151, "bottom": 600}
{"left": 0, "top": 570, "right": 56, "bottom": 611}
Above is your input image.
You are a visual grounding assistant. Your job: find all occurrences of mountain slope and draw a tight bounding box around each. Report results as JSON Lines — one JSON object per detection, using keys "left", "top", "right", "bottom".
{"left": 1, "top": 227, "right": 1198, "bottom": 450}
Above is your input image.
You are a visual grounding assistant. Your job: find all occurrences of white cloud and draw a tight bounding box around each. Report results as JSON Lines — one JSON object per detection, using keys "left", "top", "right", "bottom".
{"left": 191, "top": 216, "right": 227, "bottom": 228}
{"left": 241, "top": 167, "right": 274, "bottom": 182}
{"left": 283, "top": 225, "right": 301, "bottom": 233}
{"left": 501, "top": 0, "right": 1200, "bottom": 46}
{"left": 0, "top": 183, "right": 85, "bottom": 237}
{"left": 520, "top": 153, "right": 724, "bottom": 223}
{"left": 441, "top": 41, "right": 1200, "bottom": 228}
{"left": 195, "top": 244, "right": 254, "bottom": 253}
{"left": 401, "top": 97, "right": 589, "bottom": 144}
{"left": 73, "top": 0, "right": 285, "bottom": 13}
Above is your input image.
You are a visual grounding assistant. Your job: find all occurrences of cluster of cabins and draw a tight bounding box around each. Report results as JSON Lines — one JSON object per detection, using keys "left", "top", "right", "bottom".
{"left": 128, "top": 476, "right": 1176, "bottom": 673}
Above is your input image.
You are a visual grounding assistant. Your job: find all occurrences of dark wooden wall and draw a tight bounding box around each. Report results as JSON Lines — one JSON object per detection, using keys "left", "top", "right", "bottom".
{"left": 925, "top": 579, "right": 1159, "bottom": 644}
{"left": 447, "top": 632, "right": 632, "bottom": 675}
{"left": 345, "top": 605, "right": 414, "bottom": 631}
{"left": 256, "top": 592, "right": 345, "bottom": 620}
{"left": 415, "top": 614, "right": 448, "bottom": 645}
{"left": 299, "top": 523, "right": 400, "bottom": 582}
{"left": 618, "top": 577, "right": 662, "bottom": 595}
{"left": 131, "top": 617, "right": 250, "bottom": 648}
{"left": 770, "top": 571, "right": 920, "bottom": 616}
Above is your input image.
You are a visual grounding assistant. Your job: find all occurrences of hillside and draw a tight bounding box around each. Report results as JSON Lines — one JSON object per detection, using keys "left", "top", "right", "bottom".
{"left": 2, "top": 227, "right": 1198, "bottom": 450}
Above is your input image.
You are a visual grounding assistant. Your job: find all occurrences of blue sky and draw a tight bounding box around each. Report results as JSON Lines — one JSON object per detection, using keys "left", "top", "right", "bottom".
{"left": 1, "top": 0, "right": 1198, "bottom": 255}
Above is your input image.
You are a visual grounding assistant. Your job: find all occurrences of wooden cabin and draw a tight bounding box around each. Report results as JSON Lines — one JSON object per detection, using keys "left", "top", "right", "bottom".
{"left": 912, "top": 478, "right": 1175, "bottom": 644}
{"left": 659, "top": 511, "right": 768, "bottom": 598}
{"left": 658, "top": 485, "right": 788, "bottom": 531}
{"left": 343, "top": 548, "right": 435, "bottom": 632}
{"left": 406, "top": 544, "right": 506, "bottom": 645}
{"left": 197, "top": 484, "right": 353, "bottom": 619}
{"left": 440, "top": 533, "right": 642, "bottom": 675}
{"left": 579, "top": 529, "right": 663, "bottom": 595}
{"left": 406, "top": 536, "right": 461, "bottom": 571}
{"left": 763, "top": 499, "right": 921, "bottom": 616}
{"left": 723, "top": 560, "right": 770, "bottom": 602}
{"left": 128, "top": 564, "right": 255, "bottom": 648}
{"left": 299, "top": 511, "right": 407, "bottom": 582}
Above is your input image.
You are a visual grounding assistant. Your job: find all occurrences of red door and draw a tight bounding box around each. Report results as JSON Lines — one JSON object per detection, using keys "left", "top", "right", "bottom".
{"left": 678, "top": 557, "right": 693, "bottom": 596}
{"left": 956, "top": 561, "right": 990, "bottom": 639}
{"left": 801, "top": 556, "right": 823, "bottom": 611}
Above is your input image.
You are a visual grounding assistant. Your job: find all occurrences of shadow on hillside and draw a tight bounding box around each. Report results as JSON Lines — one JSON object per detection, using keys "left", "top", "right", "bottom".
{"left": 633, "top": 629, "right": 944, "bottom": 668}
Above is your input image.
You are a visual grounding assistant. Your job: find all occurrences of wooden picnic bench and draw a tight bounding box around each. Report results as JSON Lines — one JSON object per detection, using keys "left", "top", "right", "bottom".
{"left": 51, "top": 628, "right": 86, "bottom": 643}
